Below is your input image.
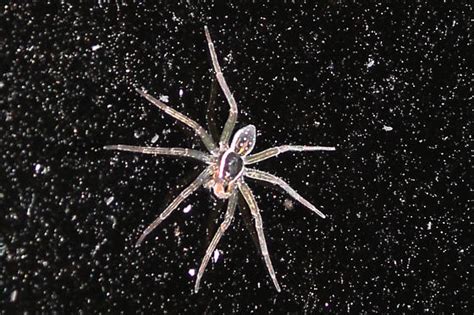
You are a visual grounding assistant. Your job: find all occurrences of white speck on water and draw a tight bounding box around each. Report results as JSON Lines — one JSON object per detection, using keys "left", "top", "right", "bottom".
{"left": 183, "top": 204, "right": 192, "bottom": 213}
{"left": 427, "top": 221, "right": 432, "bottom": 230}
{"left": 0, "top": 238, "right": 6, "bottom": 256}
{"left": 212, "top": 249, "right": 220, "bottom": 263}
{"left": 179, "top": 88, "right": 184, "bottom": 97}
{"left": 107, "top": 215, "right": 117, "bottom": 229}
{"left": 10, "top": 290, "right": 18, "bottom": 302}
{"left": 92, "top": 243, "right": 101, "bottom": 257}
{"left": 134, "top": 130, "right": 144, "bottom": 139}
{"left": 188, "top": 268, "right": 196, "bottom": 277}
{"left": 382, "top": 125, "right": 393, "bottom": 131}
{"left": 105, "top": 196, "right": 114, "bottom": 205}
{"left": 151, "top": 134, "right": 159, "bottom": 144}
{"left": 91, "top": 44, "right": 102, "bottom": 51}
{"left": 34, "top": 164, "right": 42, "bottom": 173}
{"left": 367, "top": 58, "right": 375, "bottom": 68}
{"left": 159, "top": 95, "right": 169, "bottom": 102}
{"left": 27, "top": 194, "right": 36, "bottom": 217}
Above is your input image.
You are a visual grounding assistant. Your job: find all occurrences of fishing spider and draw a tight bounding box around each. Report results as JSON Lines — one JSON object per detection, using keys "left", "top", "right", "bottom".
{"left": 105, "top": 26, "right": 335, "bottom": 292}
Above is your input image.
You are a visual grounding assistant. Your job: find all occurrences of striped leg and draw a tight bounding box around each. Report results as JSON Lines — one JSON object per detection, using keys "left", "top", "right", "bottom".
{"left": 194, "top": 192, "right": 238, "bottom": 292}
{"left": 245, "top": 145, "right": 336, "bottom": 165}
{"left": 104, "top": 145, "right": 212, "bottom": 164}
{"left": 135, "top": 88, "right": 217, "bottom": 154}
{"left": 204, "top": 26, "right": 238, "bottom": 146}
{"left": 136, "top": 167, "right": 212, "bottom": 246}
{"left": 238, "top": 181, "right": 281, "bottom": 292}
{"left": 245, "top": 168, "right": 326, "bottom": 218}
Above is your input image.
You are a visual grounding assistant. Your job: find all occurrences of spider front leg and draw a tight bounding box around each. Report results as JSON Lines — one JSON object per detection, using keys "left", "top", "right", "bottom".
{"left": 104, "top": 145, "right": 213, "bottom": 164}
{"left": 204, "top": 26, "right": 238, "bottom": 146}
{"left": 244, "top": 168, "right": 326, "bottom": 218}
{"left": 135, "top": 88, "right": 218, "bottom": 154}
{"left": 136, "top": 167, "right": 212, "bottom": 246}
{"left": 245, "top": 145, "right": 336, "bottom": 165}
{"left": 238, "top": 181, "right": 281, "bottom": 292}
{"left": 194, "top": 192, "right": 238, "bottom": 293}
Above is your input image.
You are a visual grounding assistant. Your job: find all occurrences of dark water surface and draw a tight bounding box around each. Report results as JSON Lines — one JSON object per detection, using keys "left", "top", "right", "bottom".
{"left": 1, "top": 2, "right": 470, "bottom": 313}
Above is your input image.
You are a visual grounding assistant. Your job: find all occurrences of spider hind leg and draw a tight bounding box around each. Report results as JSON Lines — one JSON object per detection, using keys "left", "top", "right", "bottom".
{"left": 136, "top": 167, "right": 212, "bottom": 246}
{"left": 194, "top": 192, "right": 238, "bottom": 292}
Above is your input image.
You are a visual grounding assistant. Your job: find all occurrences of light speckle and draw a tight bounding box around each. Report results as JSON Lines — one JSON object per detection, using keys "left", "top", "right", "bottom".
{"left": 105, "top": 196, "right": 114, "bottom": 205}
{"left": 212, "top": 249, "right": 221, "bottom": 263}
{"left": 151, "top": 134, "right": 159, "bottom": 143}
{"left": 91, "top": 44, "right": 101, "bottom": 51}
{"left": 159, "top": 95, "right": 169, "bottom": 103}
{"left": 10, "top": 290, "right": 18, "bottom": 302}
{"left": 34, "top": 163, "right": 43, "bottom": 173}
{"left": 382, "top": 125, "right": 393, "bottom": 131}
{"left": 0, "top": 238, "right": 6, "bottom": 257}
{"left": 188, "top": 269, "right": 196, "bottom": 277}
{"left": 183, "top": 204, "right": 192, "bottom": 213}
{"left": 367, "top": 58, "right": 375, "bottom": 68}
{"left": 107, "top": 215, "right": 117, "bottom": 229}
{"left": 179, "top": 88, "right": 184, "bottom": 97}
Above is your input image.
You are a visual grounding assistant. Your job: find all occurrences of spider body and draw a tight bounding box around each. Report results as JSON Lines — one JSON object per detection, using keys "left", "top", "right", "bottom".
{"left": 211, "top": 125, "right": 255, "bottom": 199}
{"left": 105, "top": 27, "right": 335, "bottom": 292}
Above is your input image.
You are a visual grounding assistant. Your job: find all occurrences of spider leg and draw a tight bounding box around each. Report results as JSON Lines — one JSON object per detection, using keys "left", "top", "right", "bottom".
{"left": 206, "top": 76, "right": 221, "bottom": 143}
{"left": 194, "top": 192, "right": 238, "bottom": 293}
{"left": 238, "top": 181, "right": 281, "bottom": 292}
{"left": 244, "top": 168, "right": 326, "bottom": 219}
{"left": 104, "top": 145, "right": 213, "bottom": 164}
{"left": 204, "top": 26, "right": 238, "bottom": 146}
{"left": 245, "top": 145, "right": 336, "bottom": 165}
{"left": 135, "top": 88, "right": 217, "bottom": 154}
{"left": 136, "top": 167, "right": 212, "bottom": 246}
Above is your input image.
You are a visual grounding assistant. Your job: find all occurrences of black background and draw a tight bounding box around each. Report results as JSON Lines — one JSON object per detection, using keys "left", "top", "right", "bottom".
{"left": 1, "top": 1, "right": 470, "bottom": 313}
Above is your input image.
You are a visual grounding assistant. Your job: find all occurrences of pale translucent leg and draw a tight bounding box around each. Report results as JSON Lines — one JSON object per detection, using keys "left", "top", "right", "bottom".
{"left": 206, "top": 77, "right": 220, "bottom": 143}
{"left": 244, "top": 168, "right": 326, "bottom": 219}
{"left": 135, "top": 88, "right": 217, "bottom": 154}
{"left": 204, "top": 26, "right": 238, "bottom": 146}
{"left": 136, "top": 167, "right": 212, "bottom": 246}
{"left": 194, "top": 192, "right": 238, "bottom": 293}
{"left": 238, "top": 181, "right": 281, "bottom": 292}
{"left": 104, "top": 145, "right": 212, "bottom": 164}
{"left": 245, "top": 145, "right": 336, "bottom": 165}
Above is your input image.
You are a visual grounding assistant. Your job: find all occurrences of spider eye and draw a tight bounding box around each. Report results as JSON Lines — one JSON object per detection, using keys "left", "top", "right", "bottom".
{"left": 230, "top": 125, "right": 256, "bottom": 156}
{"left": 219, "top": 151, "right": 244, "bottom": 181}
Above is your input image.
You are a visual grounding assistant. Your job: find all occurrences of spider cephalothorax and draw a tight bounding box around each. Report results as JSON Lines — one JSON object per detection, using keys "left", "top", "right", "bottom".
{"left": 105, "top": 26, "right": 335, "bottom": 292}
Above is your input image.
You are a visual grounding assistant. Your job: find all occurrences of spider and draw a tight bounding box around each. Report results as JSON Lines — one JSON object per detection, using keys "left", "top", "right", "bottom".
{"left": 105, "top": 26, "right": 335, "bottom": 293}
